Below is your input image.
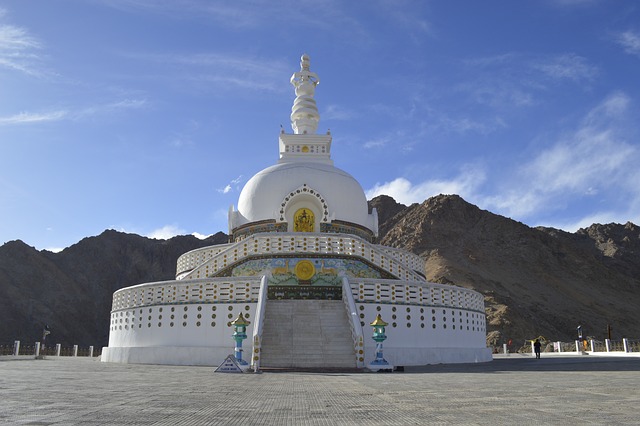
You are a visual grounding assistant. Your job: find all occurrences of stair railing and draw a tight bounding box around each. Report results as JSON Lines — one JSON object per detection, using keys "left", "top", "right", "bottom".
{"left": 342, "top": 277, "right": 365, "bottom": 368}
{"left": 251, "top": 275, "right": 269, "bottom": 372}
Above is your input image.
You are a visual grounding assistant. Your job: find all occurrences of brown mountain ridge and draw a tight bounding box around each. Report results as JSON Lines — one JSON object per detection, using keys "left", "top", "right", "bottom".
{"left": 1, "top": 194, "right": 638, "bottom": 350}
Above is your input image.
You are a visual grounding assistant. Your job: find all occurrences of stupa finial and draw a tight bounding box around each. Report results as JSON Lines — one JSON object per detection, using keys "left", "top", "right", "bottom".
{"left": 290, "top": 54, "right": 320, "bottom": 135}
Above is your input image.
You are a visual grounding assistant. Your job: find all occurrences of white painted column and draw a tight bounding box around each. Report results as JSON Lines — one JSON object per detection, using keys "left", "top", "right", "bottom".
{"left": 56, "top": 343, "right": 61, "bottom": 356}
{"left": 556, "top": 341, "right": 562, "bottom": 353}
{"left": 89, "top": 346, "right": 94, "bottom": 358}
{"left": 623, "top": 338, "right": 630, "bottom": 353}
{"left": 575, "top": 340, "right": 581, "bottom": 352}
{"left": 13, "top": 340, "right": 20, "bottom": 356}
{"left": 35, "top": 342, "right": 41, "bottom": 358}
{"left": 605, "top": 339, "right": 611, "bottom": 352}
{"left": 530, "top": 341, "right": 535, "bottom": 356}
{"left": 503, "top": 343, "right": 508, "bottom": 354}
{"left": 590, "top": 339, "right": 595, "bottom": 352}
{"left": 73, "top": 345, "right": 78, "bottom": 357}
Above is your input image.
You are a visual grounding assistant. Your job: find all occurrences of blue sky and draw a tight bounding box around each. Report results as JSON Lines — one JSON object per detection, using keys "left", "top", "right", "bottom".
{"left": 1, "top": 0, "right": 639, "bottom": 251}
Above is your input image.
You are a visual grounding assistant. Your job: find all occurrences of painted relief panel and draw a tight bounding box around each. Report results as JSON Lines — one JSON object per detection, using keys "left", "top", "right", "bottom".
{"left": 230, "top": 257, "right": 382, "bottom": 286}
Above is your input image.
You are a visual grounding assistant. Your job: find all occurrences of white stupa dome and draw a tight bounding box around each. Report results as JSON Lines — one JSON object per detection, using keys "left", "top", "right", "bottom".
{"left": 236, "top": 161, "right": 371, "bottom": 228}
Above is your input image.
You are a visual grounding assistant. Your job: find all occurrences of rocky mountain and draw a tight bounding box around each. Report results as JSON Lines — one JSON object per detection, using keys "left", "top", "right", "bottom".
{"left": 0, "top": 230, "right": 227, "bottom": 347}
{"left": 371, "top": 194, "right": 640, "bottom": 346}
{"left": 1, "top": 195, "right": 638, "bottom": 350}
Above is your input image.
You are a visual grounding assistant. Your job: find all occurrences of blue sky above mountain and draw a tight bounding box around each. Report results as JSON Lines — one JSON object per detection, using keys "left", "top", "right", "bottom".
{"left": 1, "top": 0, "right": 639, "bottom": 251}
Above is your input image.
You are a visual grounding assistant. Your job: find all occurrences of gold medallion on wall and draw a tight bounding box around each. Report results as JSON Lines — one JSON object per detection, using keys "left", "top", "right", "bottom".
{"left": 295, "top": 260, "right": 315, "bottom": 281}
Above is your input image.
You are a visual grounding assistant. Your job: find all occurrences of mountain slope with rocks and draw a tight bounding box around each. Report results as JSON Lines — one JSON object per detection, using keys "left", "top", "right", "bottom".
{"left": 371, "top": 194, "right": 640, "bottom": 346}
{"left": 0, "top": 230, "right": 227, "bottom": 347}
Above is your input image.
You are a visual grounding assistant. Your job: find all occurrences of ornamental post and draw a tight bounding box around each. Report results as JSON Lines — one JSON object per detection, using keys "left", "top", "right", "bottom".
{"left": 231, "top": 313, "right": 250, "bottom": 366}
{"left": 368, "top": 314, "right": 393, "bottom": 372}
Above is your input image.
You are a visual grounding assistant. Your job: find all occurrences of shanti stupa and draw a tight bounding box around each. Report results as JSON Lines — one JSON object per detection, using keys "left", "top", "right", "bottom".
{"left": 102, "top": 55, "right": 491, "bottom": 369}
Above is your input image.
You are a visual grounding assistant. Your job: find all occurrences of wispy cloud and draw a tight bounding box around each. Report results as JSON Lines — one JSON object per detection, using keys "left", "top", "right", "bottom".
{"left": 485, "top": 92, "right": 639, "bottom": 221}
{"left": 615, "top": 30, "right": 640, "bottom": 57}
{"left": 0, "top": 110, "right": 67, "bottom": 125}
{"left": 130, "top": 52, "right": 289, "bottom": 93}
{"left": 366, "top": 92, "right": 639, "bottom": 231}
{"left": 218, "top": 175, "right": 243, "bottom": 194}
{"left": 533, "top": 53, "right": 598, "bottom": 83}
{"left": 0, "top": 9, "right": 46, "bottom": 76}
{"left": 73, "top": 98, "right": 148, "bottom": 119}
{"left": 461, "top": 53, "right": 598, "bottom": 110}
{"left": 323, "top": 104, "right": 357, "bottom": 121}
{"left": 0, "top": 99, "right": 147, "bottom": 126}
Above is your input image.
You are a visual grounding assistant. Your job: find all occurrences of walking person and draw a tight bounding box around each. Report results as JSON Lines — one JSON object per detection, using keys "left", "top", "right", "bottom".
{"left": 534, "top": 339, "right": 541, "bottom": 359}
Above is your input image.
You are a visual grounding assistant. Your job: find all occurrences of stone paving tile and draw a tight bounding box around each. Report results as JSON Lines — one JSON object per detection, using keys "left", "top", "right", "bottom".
{"left": 1, "top": 356, "right": 639, "bottom": 425}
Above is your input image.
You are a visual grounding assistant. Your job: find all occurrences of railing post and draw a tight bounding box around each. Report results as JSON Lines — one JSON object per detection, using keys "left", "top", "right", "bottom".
{"left": 35, "top": 342, "right": 41, "bottom": 358}
{"left": 13, "top": 340, "right": 20, "bottom": 356}
{"left": 73, "top": 345, "right": 78, "bottom": 357}
{"left": 89, "top": 346, "right": 94, "bottom": 357}
{"left": 605, "top": 339, "right": 611, "bottom": 352}
{"left": 623, "top": 338, "right": 630, "bottom": 353}
{"left": 56, "top": 343, "right": 61, "bottom": 356}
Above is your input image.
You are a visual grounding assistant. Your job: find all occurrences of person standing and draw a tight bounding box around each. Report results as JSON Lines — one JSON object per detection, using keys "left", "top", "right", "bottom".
{"left": 534, "top": 339, "right": 541, "bottom": 359}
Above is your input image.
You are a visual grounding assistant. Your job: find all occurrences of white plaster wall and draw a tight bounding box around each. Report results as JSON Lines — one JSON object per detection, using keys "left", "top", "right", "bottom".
{"left": 108, "top": 303, "right": 257, "bottom": 348}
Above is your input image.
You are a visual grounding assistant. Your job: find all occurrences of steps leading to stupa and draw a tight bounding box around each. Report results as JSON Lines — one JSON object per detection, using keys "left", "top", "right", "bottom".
{"left": 259, "top": 299, "right": 357, "bottom": 369}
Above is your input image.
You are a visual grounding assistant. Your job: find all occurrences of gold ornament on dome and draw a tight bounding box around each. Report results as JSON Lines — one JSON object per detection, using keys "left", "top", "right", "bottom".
{"left": 295, "top": 260, "right": 316, "bottom": 281}
{"left": 294, "top": 208, "right": 314, "bottom": 232}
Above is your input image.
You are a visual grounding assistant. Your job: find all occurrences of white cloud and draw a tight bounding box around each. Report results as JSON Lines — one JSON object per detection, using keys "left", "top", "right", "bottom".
{"left": 363, "top": 137, "right": 391, "bottom": 149}
{"left": 533, "top": 53, "right": 598, "bottom": 82}
{"left": 365, "top": 165, "right": 486, "bottom": 205}
{"left": 217, "top": 175, "right": 243, "bottom": 194}
{"left": 0, "top": 11, "right": 48, "bottom": 77}
{"left": 147, "top": 224, "right": 185, "bottom": 240}
{"left": 132, "top": 52, "right": 289, "bottom": 93}
{"left": 485, "top": 92, "right": 639, "bottom": 220}
{"left": 616, "top": 31, "right": 640, "bottom": 56}
{"left": 0, "top": 110, "right": 67, "bottom": 125}
{"left": 0, "top": 99, "right": 147, "bottom": 126}
{"left": 323, "top": 104, "right": 356, "bottom": 121}
{"left": 191, "top": 232, "right": 212, "bottom": 240}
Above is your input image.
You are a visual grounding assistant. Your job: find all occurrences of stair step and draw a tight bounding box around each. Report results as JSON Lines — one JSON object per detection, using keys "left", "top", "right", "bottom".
{"left": 259, "top": 299, "right": 357, "bottom": 368}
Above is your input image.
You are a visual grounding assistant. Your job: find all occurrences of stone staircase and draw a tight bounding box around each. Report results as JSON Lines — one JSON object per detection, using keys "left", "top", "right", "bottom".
{"left": 259, "top": 300, "right": 357, "bottom": 369}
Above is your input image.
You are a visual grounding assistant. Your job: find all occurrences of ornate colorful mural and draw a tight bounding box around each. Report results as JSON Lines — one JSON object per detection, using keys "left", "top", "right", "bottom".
{"left": 230, "top": 256, "right": 383, "bottom": 286}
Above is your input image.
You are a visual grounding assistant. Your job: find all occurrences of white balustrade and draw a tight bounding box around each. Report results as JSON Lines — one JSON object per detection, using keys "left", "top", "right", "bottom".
{"left": 180, "top": 233, "right": 425, "bottom": 283}
{"left": 111, "top": 277, "right": 263, "bottom": 311}
{"left": 348, "top": 278, "right": 485, "bottom": 312}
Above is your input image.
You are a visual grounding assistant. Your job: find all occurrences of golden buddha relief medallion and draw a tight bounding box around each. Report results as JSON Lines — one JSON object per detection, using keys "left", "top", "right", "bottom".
{"left": 295, "top": 260, "right": 315, "bottom": 281}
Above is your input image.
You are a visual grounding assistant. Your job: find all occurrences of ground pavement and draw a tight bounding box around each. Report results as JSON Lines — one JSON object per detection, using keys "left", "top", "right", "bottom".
{"left": 1, "top": 355, "right": 639, "bottom": 425}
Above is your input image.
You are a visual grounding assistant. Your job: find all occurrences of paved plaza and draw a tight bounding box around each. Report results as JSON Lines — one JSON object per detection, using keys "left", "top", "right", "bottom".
{"left": 1, "top": 355, "right": 639, "bottom": 425}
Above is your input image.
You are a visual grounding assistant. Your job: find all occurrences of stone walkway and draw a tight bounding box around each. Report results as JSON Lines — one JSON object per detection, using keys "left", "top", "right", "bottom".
{"left": 1, "top": 355, "right": 639, "bottom": 425}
